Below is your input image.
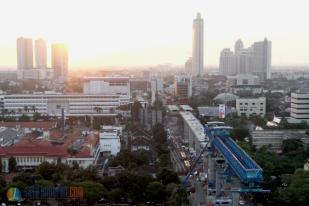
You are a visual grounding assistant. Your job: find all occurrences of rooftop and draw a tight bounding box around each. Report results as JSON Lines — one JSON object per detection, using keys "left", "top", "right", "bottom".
{"left": 0, "top": 121, "right": 55, "bottom": 129}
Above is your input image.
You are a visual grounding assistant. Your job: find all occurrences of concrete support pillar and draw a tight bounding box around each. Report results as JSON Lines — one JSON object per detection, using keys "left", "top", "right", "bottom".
{"left": 232, "top": 191, "right": 240, "bottom": 206}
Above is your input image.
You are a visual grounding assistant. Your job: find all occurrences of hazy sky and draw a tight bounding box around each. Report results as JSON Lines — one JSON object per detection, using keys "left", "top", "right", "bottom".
{"left": 0, "top": 0, "right": 308, "bottom": 69}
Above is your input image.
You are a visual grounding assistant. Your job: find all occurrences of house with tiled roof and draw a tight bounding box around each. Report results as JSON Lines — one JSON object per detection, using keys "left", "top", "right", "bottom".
{"left": 129, "top": 129, "right": 153, "bottom": 152}
{"left": 0, "top": 132, "right": 101, "bottom": 173}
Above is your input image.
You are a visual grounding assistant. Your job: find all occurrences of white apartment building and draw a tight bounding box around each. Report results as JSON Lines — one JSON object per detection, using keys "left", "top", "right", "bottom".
{"left": 192, "top": 13, "right": 204, "bottom": 77}
{"left": 236, "top": 97, "right": 266, "bottom": 117}
{"left": 83, "top": 77, "right": 130, "bottom": 96}
{"left": 180, "top": 111, "right": 208, "bottom": 154}
{"left": 99, "top": 126, "right": 122, "bottom": 156}
{"left": 2, "top": 93, "right": 130, "bottom": 117}
{"left": 291, "top": 93, "right": 309, "bottom": 123}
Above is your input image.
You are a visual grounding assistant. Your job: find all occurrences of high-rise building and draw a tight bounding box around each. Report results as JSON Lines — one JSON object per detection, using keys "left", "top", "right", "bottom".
{"left": 234, "top": 39, "right": 244, "bottom": 54}
{"left": 236, "top": 48, "right": 253, "bottom": 75}
{"left": 291, "top": 93, "right": 309, "bottom": 123}
{"left": 174, "top": 74, "right": 192, "bottom": 99}
{"left": 185, "top": 57, "right": 192, "bottom": 74}
{"left": 16, "top": 37, "right": 33, "bottom": 70}
{"left": 35, "top": 39, "right": 47, "bottom": 69}
{"left": 192, "top": 13, "right": 204, "bottom": 77}
{"left": 52, "top": 43, "right": 68, "bottom": 82}
{"left": 219, "top": 48, "right": 236, "bottom": 75}
{"left": 219, "top": 38, "right": 271, "bottom": 81}
{"left": 150, "top": 76, "right": 163, "bottom": 103}
{"left": 251, "top": 38, "right": 272, "bottom": 81}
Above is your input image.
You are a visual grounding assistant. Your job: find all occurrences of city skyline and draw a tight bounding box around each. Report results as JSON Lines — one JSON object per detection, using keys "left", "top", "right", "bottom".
{"left": 0, "top": 0, "right": 309, "bottom": 69}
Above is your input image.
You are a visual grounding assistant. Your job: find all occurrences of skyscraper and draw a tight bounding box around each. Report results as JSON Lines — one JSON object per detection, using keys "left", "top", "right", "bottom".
{"left": 35, "top": 39, "right": 47, "bottom": 69}
{"left": 234, "top": 39, "right": 244, "bottom": 54}
{"left": 219, "top": 48, "right": 236, "bottom": 75}
{"left": 192, "top": 13, "right": 204, "bottom": 77}
{"left": 219, "top": 38, "right": 271, "bottom": 81}
{"left": 251, "top": 38, "right": 272, "bottom": 81}
{"left": 16, "top": 37, "right": 33, "bottom": 70}
{"left": 52, "top": 43, "right": 68, "bottom": 82}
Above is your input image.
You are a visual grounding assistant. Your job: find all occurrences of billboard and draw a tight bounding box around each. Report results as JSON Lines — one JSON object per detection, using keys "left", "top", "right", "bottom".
{"left": 218, "top": 104, "right": 226, "bottom": 119}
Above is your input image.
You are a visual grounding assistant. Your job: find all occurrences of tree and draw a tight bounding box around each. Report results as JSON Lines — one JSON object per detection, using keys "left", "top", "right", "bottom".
{"left": 275, "top": 169, "right": 309, "bottom": 206}
{"left": 0, "top": 157, "right": 2, "bottom": 173}
{"left": 19, "top": 114, "right": 30, "bottom": 121}
{"left": 23, "top": 105, "right": 29, "bottom": 113}
{"left": 146, "top": 181, "right": 166, "bottom": 203}
{"left": 72, "top": 161, "right": 79, "bottom": 170}
{"left": 72, "top": 181, "right": 107, "bottom": 205}
{"left": 159, "top": 154, "right": 170, "bottom": 168}
{"left": 31, "top": 105, "right": 36, "bottom": 113}
{"left": 34, "top": 179, "right": 54, "bottom": 187}
{"left": 281, "top": 139, "right": 304, "bottom": 155}
{"left": 131, "top": 101, "right": 142, "bottom": 121}
{"left": 37, "top": 162, "right": 55, "bottom": 180}
{"left": 157, "top": 168, "right": 180, "bottom": 185}
{"left": 33, "top": 112, "right": 41, "bottom": 121}
{"left": 231, "top": 126, "right": 249, "bottom": 141}
{"left": 8, "top": 156, "right": 17, "bottom": 172}
{"left": 166, "top": 183, "right": 189, "bottom": 206}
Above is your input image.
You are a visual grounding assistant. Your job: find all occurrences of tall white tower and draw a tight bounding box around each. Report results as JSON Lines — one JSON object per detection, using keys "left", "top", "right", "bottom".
{"left": 16, "top": 37, "right": 33, "bottom": 70}
{"left": 35, "top": 39, "right": 47, "bottom": 69}
{"left": 192, "top": 13, "right": 204, "bottom": 77}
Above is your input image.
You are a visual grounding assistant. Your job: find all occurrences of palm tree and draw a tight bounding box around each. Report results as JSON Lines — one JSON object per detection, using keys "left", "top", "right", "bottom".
{"left": 31, "top": 105, "right": 36, "bottom": 113}
{"left": 24, "top": 105, "right": 29, "bottom": 113}
{"left": 109, "top": 107, "right": 115, "bottom": 114}
{"left": 94, "top": 106, "right": 102, "bottom": 114}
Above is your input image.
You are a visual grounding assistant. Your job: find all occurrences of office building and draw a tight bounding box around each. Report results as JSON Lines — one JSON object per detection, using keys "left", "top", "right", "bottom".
{"left": 83, "top": 77, "right": 130, "bottom": 96}
{"left": 251, "top": 130, "right": 308, "bottom": 153}
{"left": 17, "top": 37, "right": 33, "bottom": 70}
{"left": 219, "top": 49, "right": 236, "bottom": 75}
{"left": 291, "top": 93, "right": 309, "bottom": 123}
{"left": 219, "top": 38, "right": 272, "bottom": 81}
{"left": 251, "top": 38, "right": 272, "bottom": 81}
{"left": 174, "top": 74, "right": 192, "bottom": 99}
{"left": 236, "top": 97, "right": 266, "bottom": 117}
{"left": 35, "top": 39, "right": 47, "bottom": 69}
{"left": 150, "top": 76, "right": 163, "bottom": 103}
{"left": 192, "top": 13, "right": 204, "bottom": 77}
{"left": 99, "top": 126, "right": 122, "bottom": 156}
{"left": 234, "top": 39, "right": 244, "bottom": 54}
{"left": 2, "top": 93, "right": 129, "bottom": 117}
{"left": 227, "top": 74, "right": 262, "bottom": 95}
{"left": 52, "top": 43, "right": 68, "bottom": 82}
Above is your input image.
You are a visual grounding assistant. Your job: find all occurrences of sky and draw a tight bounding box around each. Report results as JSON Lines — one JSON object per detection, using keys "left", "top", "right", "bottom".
{"left": 0, "top": 0, "right": 308, "bottom": 69}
